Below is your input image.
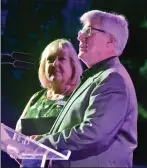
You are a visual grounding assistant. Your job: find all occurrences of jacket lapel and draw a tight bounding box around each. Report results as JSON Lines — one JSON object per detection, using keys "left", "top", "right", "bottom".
{"left": 50, "top": 77, "right": 93, "bottom": 133}
{"left": 50, "top": 71, "right": 103, "bottom": 133}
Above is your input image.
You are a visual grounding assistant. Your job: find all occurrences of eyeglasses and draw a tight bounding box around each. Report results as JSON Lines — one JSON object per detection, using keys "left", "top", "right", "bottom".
{"left": 79, "top": 26, "right": 106, "bottom": 38}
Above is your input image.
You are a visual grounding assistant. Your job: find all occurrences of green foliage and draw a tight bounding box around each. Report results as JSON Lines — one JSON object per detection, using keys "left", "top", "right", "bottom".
{"left": 140, "top": 20, "right": 147, "bottom": 28}
{"left": 139, "top": 60, "right": 147, "bottom": 80}
{"left": 138, "top": 104, "right": 147, "bottom": 119}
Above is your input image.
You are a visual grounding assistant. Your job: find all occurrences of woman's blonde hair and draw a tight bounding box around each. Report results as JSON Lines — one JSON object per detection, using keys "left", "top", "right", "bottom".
{"left": 38, "top": 39, "right": 83, "bottom": 89}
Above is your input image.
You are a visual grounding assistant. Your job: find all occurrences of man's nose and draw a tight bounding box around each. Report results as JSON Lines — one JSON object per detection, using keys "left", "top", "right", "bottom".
{"left": 77, "top": 30, "right": 86, "bottom": 42}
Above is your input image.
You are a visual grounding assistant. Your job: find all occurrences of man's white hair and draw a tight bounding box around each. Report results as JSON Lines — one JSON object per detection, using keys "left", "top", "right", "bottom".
{"left": 80, "top": 10, "right": 129, "bottom": 56}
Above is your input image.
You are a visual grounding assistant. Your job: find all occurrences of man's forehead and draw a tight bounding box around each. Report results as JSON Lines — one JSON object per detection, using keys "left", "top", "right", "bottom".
{"left": 82, "top": 22, "right": 91, "bottom": 28}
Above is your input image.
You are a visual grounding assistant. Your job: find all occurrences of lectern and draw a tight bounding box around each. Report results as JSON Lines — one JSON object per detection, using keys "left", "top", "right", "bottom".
{"left": 1, "top": 123, "right": 71, "bottom": 167}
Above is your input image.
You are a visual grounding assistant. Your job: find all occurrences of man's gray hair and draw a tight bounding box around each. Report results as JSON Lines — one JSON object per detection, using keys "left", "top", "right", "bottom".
{"left": 80, "top": 10, "right": 129, "bottom": 56}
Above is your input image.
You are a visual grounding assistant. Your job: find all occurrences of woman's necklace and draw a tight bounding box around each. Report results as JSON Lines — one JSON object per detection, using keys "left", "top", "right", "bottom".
{"left": 46, "top": 89, "right": 65, "bottom": 100}
{"left": 41, "top": 88, "right": 69, "bottom": 117}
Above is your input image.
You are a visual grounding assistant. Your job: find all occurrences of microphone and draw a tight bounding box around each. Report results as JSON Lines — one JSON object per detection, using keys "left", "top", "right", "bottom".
{"left": 1, "top": 52, "right": 37, "bottom": 69}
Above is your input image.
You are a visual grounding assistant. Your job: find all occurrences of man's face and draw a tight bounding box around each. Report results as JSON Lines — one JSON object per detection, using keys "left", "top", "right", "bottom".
{"left": 77, "top": 21, "right": 109, "bottom": 66}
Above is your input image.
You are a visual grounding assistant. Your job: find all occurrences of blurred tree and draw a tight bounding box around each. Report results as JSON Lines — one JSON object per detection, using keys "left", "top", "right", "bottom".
{"left": 140, "top": 60, "right": 147, "bottom": 80}
{"left": 138, "top": 104, "right": 147, "bottom": 120}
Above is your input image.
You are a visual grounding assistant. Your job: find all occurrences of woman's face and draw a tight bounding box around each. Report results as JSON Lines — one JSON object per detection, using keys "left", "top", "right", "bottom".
{"left": 45, "top": 51, "right": 73, "bottom": 93}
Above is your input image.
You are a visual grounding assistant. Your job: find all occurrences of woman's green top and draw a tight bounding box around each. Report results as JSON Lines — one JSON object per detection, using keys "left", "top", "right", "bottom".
{"left": 16, "top": 89, "right": 69, "bottom": 135}
{"left": 24, "top": 89, "right": 69, "bottom": 118}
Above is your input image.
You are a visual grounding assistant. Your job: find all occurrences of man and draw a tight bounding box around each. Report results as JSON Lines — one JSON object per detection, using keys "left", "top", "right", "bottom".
{"left": 39, "top": 10, "right": 138, "bottom": 167}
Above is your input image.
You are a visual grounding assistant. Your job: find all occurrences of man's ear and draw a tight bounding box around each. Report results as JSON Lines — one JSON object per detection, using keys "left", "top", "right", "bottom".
{"left": 107, "top": 34, "right": 116, "bottom": 44}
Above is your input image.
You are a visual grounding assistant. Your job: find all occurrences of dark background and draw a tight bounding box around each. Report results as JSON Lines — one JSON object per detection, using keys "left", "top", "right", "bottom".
{"left": 1, "top": 0, "right": 147, "bottom": 167}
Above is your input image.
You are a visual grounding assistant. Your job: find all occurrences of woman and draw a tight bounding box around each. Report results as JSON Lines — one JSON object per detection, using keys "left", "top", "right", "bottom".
{"left": 14, "top": 39, "right": 83, "bottom": 167}
{"left": 15, "top": 38, "right": 82, "bottom": 134}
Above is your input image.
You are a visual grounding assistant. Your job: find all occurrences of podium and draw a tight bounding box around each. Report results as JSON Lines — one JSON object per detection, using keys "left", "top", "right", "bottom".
{"left": 1, "top": 123, "right": 71, "bottom": 167}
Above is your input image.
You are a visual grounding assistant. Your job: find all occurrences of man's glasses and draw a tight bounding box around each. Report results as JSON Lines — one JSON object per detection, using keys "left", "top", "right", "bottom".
{"left": 79, "top": 26, "right": 106, "bottom": 38}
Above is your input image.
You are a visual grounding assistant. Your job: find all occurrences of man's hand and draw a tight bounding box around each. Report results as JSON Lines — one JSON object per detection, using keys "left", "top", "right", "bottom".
{"left": 29, "top": 135, "right": 43, "bottom": 141}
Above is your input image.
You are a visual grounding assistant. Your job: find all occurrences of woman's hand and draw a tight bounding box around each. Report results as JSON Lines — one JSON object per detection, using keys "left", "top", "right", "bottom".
{"left": 29, "top": 135, "right": 43, "bottom": 141}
